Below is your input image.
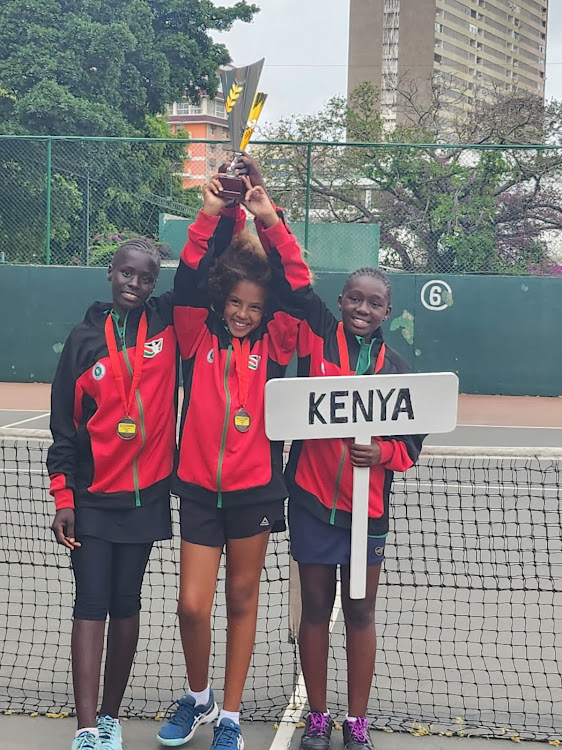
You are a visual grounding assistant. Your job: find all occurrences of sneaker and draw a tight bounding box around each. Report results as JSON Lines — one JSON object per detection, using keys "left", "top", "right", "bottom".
{"left": 343, "top": 718, "right": 375, "bottom": 749}
{"left": 71, "top": 731, "right": 99, "bottom": 750}
{"left": 157, "top": 690, "right": 219, "bottom": 746}
{"left": 299, "top": 712, "right": 334, "bottom": 750}
{"left": 97, "top": 715, "right": 122, "bottom": 750}
{"left": 210, "top": 718, "right": 244, "bottom": 750}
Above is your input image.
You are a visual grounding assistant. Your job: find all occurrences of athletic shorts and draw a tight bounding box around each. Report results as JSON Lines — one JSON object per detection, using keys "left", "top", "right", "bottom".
{"left": 289, "top": 501, "right": 386, "bottom": 566}
{"left": 70, "top": 536, "right": 153, "bottom": 621}
{"left": 180, "top": 496, "right": 285, "bottom": 547}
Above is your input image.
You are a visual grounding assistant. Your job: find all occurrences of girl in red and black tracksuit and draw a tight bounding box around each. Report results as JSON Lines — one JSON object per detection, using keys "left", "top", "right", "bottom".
{"left": 157, "top": 174, "right": 310, "bottom": 750}
{"left": 47, "top": 239, "right": 177, "bottom": 750}
{"left": 285, "top": 268, "right": 424, "bottom": 750}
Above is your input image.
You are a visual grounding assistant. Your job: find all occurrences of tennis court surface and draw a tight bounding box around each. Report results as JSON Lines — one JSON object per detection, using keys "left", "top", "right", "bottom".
{"left": 1, "top": 384, "right": 561, "bottom": 749}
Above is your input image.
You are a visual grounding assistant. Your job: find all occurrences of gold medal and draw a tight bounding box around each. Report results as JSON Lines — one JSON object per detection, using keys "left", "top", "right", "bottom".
{"left": 233, "top": 408, "right": 251, "bottom": 433}
{"left": 117, "top": 416, "right": 138, "bottom": 440}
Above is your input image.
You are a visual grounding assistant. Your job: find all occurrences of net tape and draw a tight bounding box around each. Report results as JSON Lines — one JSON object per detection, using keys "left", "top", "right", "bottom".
{"left": 1, "top": 431, "right": 561, "bottom": 739}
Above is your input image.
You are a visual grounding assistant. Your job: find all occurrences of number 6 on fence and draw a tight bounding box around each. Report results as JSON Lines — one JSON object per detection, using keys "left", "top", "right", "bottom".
{"left": 265, "top": 372, "right": 459, "bottom": 599}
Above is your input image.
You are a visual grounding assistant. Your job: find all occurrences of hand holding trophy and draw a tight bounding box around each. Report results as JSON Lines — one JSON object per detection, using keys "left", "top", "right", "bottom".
{"left": 218, "top": 58, "right": 267, "bottom": 202}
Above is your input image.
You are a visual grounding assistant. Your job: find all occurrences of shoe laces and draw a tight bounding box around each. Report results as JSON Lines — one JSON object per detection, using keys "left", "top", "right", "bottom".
{"left": 98, "top": 715, "right": 119, "bottom": 740}
{"left": 213, "top": 721, "right": 241, "bottom": 748}
{"left": 166, "top": 696, "right": 196, "bottom": 726}
{"left": 307, "top": 712, "right": 329, "bottom": 736}
{"left": 76, "top": 733, "right": 98, "bottom": 750}
{"left": 348, "top": 717, "right": 368, "bottom": 743}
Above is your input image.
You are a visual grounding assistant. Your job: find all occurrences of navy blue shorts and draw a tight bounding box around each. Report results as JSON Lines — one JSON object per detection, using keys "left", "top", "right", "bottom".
{"left": 289, "top": 501, "right": 386, "bottom": 566}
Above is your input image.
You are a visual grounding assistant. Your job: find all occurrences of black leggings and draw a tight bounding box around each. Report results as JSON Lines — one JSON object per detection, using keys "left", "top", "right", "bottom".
{"left": 70, "top": 536, "right": 153, "bottom": 621}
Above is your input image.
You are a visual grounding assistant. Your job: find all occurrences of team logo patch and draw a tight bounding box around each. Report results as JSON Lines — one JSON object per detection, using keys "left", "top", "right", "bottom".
{"left": 207, "top": 348, "right": 215, "bottom": 363}
{"left": 374, "top": 547, "right": 384, "bottom": 557}
{"left": 259, "top": 516, "right": 270, "bottom": 527}
{"left": 144, "top": 338, "right": 163, "bottom": 358}
{"left": 92, "top": 361, "right": 106, "bottom": 381}
{"left": 248, "top": 354, "right": 261, "bottom": 371}
{"left": 320, "top": 361, "right": 326, "bottom": 375}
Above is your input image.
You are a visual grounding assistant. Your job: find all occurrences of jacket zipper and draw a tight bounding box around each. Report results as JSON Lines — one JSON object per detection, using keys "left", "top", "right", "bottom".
{"left": 217, "top": 344, "right": 233, "bottom": 508}
{"left": 330, "top": 442, "right": 347, "bottom": 525}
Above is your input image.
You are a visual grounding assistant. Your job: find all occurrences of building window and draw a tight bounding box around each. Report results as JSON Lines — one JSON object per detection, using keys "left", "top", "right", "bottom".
{"left": 214, "top": 101, "right": 226, "bottom": 118}
{"left": 469, "top": 24, "right": 478, "bottom": 34}
{"left": 210, "top": 125, "right": 216, "bottom": 135}
{"left": 176, "top": 102, "right": 202, "bottom": 115}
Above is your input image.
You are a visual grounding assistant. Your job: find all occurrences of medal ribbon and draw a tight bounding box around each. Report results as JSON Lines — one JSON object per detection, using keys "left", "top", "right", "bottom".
{"left": 336, "top": 321, "right": 385, "bottom": 375}
{"left": 105, "top": 311, "right": 148, "bottom": 416}
{"left": 231, "top": 337, "right": 251, "bottom": 407}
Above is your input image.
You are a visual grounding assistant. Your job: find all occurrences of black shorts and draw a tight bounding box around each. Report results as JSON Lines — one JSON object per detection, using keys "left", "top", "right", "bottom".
{"left": 180, "top": 497, "right": 286, "bottom": 547}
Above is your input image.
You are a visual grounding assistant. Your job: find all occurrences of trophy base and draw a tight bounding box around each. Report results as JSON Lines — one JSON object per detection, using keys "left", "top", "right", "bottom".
{"left": 218, "top": 175, "right": 246, "bottom": 202}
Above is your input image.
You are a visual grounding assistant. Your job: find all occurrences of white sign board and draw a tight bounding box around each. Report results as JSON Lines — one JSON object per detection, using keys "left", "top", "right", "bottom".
{"left": 265, "top": 372, "right": 458, "bottom": 442}
{"left": 265, "top": 372, "right": 459, "bottom": 599}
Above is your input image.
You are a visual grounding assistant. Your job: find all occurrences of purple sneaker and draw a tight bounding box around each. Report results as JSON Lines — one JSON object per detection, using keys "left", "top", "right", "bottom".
{"left": 299, "top": 712, "right": 334, "bottom": 750}
{"left": 343, "top": 718, "right": 375, "bottom": 749}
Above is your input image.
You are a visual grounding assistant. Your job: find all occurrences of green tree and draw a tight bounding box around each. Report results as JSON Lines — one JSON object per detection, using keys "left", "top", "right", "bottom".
{"left": 0, "top": 0, "right": 257, "bottom": 136}
{"left": 0, "top": 0, "right": 258, "bottom": 263}
{"left": 258, "top": 83, "right": 562, "bottom": 274}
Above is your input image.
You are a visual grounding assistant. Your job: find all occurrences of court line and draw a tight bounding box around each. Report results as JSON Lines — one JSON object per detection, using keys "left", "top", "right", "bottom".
{"left": 269, "top": 591, "right": 342, "bottom": 750}
{"left": 2, "top": 413, "right": 50, "bottom": 428}
{"left": 456, "top": 424, "right": 561, "bottom": 430}
{"left": 0, "top": 408, "right": 50, "bottom": 413}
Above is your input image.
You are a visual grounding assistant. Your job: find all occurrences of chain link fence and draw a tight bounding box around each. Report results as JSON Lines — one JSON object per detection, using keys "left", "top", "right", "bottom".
{"left": 1, "top": 136, "right": 562, "bottom": 275}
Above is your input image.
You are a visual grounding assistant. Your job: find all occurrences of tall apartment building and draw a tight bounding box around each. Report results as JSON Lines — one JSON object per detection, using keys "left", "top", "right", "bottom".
{"left": 348, "top": 0, "right": 548, "bottom": 127}
{"left": 167, "top": 93, "right": 229, "bottom": 188}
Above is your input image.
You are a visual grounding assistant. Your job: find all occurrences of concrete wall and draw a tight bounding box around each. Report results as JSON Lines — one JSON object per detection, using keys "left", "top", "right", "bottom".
{"left": 1, "top": 266, "right": 560, "bottom": 396}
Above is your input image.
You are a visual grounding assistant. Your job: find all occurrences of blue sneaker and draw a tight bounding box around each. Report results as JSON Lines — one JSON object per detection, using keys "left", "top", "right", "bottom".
{"left": 211, "top": 718, "right": 244, "bottom": 750}
{"left": 71, "top": 731, "right": 99, "bottom": 750}
{"left": 157, "top": 690, "right": 219, "bottom": 746}
{"left": 97, "top": 715, "right": 122, "bottom": 749}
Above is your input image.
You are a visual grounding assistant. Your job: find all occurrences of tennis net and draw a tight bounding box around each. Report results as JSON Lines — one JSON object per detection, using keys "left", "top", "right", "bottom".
{"left": 1, "top": 429, "right": 561, "bottom": 740}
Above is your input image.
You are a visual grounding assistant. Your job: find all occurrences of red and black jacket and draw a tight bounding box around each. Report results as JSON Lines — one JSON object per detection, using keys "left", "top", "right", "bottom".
{"left": 173, "top": 207, "right": 311, "bottom": 508}
{"left": 47, "top": 296, "right": 178, "bottom": 511}
{"left": 285, "top": 292, "right": 424, "bottom": 537}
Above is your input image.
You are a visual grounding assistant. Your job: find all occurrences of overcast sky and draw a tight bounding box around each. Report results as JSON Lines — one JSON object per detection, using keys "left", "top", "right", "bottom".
{"left": 213, "top": 0, "right": 562, "bottom": 126}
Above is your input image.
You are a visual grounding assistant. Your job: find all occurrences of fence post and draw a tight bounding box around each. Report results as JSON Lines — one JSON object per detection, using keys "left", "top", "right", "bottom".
{"left": 45, "top": 139, "right": 52, "bottom": 265}
{"left": 304, "top": 143, "right": 312, "bottom": 251}
{"left": 82, "top": 169, "right": 90, "bottom": 265}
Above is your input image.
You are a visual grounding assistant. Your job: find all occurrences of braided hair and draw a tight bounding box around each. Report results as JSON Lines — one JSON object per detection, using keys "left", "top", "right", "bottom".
{"left": 112, "top": 238, "right": 161, "bottom": 275}
{"left": 208, "top": 231, "right": 271, "bottom": 314}
{"left": 343, "top": 267, "right": 391, "bottom": 303}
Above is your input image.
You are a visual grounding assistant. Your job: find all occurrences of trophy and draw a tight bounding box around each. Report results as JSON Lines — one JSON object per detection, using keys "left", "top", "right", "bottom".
{"left": 218, "top": 58, "right": 268, "bottom": 201}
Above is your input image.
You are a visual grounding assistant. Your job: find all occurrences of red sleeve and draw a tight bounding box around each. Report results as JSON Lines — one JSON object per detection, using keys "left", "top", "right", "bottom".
{"left": 375, "top": 437, "right": 418, "bottom": 471}
{"left": 258, "top": 218, "right": 312, "bottom": 365}
{"left": 49, "top": 473, "right": 75, "bottom": 510}
{"left": 263, "top": 220, "right": 311, "bottom": 292}
{"left": 173, "top": 211, "right": 220, "bottom": 359}
{"left": 180, "top": 210, "right": 221, "bottom": 271}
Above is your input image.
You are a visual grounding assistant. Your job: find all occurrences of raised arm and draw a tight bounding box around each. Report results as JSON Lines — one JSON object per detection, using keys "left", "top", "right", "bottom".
{"left": 173, "top": 179, "right": 246, "bottom": 357}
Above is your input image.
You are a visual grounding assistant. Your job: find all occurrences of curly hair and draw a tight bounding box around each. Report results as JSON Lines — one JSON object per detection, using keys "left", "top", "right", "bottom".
{"left": 208, "top": 231, "right": 271, "bottom": 313}
{"left": 343, "top": 267, "right": 392, "bottom": 303}
{"left": 112, "top": 238, "right": 161, "bottom": 274}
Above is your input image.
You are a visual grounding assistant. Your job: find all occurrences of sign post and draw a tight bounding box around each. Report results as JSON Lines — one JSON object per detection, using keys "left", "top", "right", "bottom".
{"left": 265, "top": 372, "right": 459, "bottom": 599}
